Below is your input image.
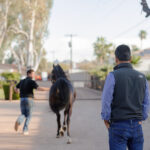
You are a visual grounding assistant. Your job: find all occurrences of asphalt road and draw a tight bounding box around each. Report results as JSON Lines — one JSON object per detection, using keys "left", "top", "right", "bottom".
{"left": 0, "top": 88, "right": 150, "bottom": 150}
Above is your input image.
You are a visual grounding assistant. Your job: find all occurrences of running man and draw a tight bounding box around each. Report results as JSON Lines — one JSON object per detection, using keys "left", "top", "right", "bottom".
{"left": 14, "top": 69, "right": 49, "bottom": 135}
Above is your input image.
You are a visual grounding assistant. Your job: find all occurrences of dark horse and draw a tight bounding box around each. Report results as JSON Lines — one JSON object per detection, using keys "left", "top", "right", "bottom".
{"left": 49, "top": 64, "right": 76, "bottom": 144}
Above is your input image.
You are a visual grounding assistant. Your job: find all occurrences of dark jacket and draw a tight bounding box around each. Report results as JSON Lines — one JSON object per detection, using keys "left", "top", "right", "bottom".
{"left": 111, "top": 63, "right": 146, "bottom": 121}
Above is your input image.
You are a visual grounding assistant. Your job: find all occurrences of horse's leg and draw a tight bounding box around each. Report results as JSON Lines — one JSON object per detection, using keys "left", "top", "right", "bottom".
{"left": 63, "top": 109, "right": 68, "bottom": 132}
{"left": 67, "top": 106, "right": 72, "bottom": 144}
{"left": 56, "top": 112, "right": 61, "bottom": 138}
{"left": 57, "top": 111, "right": 65, "bottom": 137}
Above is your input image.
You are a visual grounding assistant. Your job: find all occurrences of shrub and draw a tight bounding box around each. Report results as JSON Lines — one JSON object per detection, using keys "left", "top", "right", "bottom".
{"left": 90, "top": 65, "right": 113, "bottom": 80}
{"left": 0, "top": 72, "right": 20, "bottom": 100}
{"left": 3, "top": 83, "right": 19, "bottom": 100}
{"left": 146, "top": 74, "right": 150, "bottom": 81}
{"left": 131, "top": 55, "right": 141, "bottom": 66}
{"left": 13, "top": 91, "right": 20, "bottom": 100}
{"left": 3, "top": 83, "right": 10, "bottom": 100}
{"left": 1, "top": 72, "right": 20, "bottom": 81}
{"left": 0, "top": 81, "right": 5, "bottom": 89}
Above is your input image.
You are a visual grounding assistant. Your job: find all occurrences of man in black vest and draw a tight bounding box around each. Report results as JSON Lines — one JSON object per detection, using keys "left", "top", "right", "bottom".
{"left": 14, "top": 69, "right": 49, "bottom": 135}
{"left": 101, "top": 45, "right": 150, "bottom": 150}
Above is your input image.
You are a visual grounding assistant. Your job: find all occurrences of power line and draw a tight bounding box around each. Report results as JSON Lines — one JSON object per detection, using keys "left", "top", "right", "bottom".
{"left": 114, "top": 18, "right": 148, "bottom": 39}
{"left": 98, "top": 0, "right": 114, "bottom": 5}
{"left": 100, "top": 0, "right": 126, "bottom": 19}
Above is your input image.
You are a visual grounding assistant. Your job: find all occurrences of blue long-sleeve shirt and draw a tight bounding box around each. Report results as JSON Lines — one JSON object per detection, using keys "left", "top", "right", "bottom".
{"left": 101, "top": 72, "right": 150, "bottom": 121}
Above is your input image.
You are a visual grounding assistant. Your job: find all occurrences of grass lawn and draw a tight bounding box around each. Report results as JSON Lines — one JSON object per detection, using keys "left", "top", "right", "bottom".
{"left": 0, "top": 88, "right": 4, "bottom": 100}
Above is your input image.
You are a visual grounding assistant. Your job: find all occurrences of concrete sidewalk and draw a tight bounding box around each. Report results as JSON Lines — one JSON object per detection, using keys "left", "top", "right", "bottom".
{"left": 0, "top": 100, "right": 150, "bottom": 150}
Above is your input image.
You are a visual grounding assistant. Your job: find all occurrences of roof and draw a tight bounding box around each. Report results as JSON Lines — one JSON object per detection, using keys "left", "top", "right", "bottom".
{"left": 0, "top": 64, "right": 18, "bottom": 70}
{"left": 0, "top": 64, "right": 26, "bottom": 75}
{"left": 140, "top": 48, "right": 150, "bottom": 56}
{"left": 133, "top": 48, "right": 150, "bottom": 57}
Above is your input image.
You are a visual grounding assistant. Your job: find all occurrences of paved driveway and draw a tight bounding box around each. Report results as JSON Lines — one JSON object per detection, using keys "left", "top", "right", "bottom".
{"left": 0, "top": 99, "right": 150, "bottom": 150}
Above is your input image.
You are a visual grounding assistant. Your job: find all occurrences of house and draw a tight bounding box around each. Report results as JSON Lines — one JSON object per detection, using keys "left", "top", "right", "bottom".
{"left": 0, "top": 64, "right": 18, "bottom": 73}
{"left": 0, "top": 64, "right": 26, "bottom": 75}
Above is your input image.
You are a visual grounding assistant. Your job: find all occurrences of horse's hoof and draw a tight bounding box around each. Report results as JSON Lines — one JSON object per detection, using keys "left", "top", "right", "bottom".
{"left": 63, "top": 125, "right": 67, "bottom": 131}
{"left": 59, "top": 130, "right": 64, "bottom": 136}
{"left": 67, "top": 137, "right": 72, "bottom": 144}
{"left": 59, "top": 127, "right": 64, "bottom": 137}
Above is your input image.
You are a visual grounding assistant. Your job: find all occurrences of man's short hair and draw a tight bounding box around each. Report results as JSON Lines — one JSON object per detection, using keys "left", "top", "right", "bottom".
{"left": 27, "top": 69, "right": 34, "bottom": 75}
{"left": 115, "top": 45, "right": 131, "bottom": 61}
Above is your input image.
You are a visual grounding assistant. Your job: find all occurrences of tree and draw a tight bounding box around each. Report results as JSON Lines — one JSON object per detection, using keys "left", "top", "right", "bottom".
{"left": 93, "top": 37, "right": 114, "bottom": 64}
{"left": 0, "top": 0, "right": 11, "bottom": 63}
{"left": 0, "top": 0, "right": 53, "bottom": 72}
{"left": 139, "top": 30, "right": 147, "bottom": 50}
{"left": 37, "top": 58, "right": 52, "bottom": 73}
{"left": 59, "top": 63, "right": 70, "bottom": 71}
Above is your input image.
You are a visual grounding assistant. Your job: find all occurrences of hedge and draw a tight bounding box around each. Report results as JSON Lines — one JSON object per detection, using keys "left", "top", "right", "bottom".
{"left": 0, "top": 72, "right": 20, "bottom": 100}
{"left": 146, "top": 74, "right": 150, "bottom": 81}
{"left": 3, "top": 83, "right": 19, "bottom": 100}
{"left": 1, "top": 72, "right": 20, "bottom": 81}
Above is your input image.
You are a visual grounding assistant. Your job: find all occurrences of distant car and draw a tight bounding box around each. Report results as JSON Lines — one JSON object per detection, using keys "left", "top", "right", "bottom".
{"left": 35, "top": 75, "right": 42, "bottom": 81}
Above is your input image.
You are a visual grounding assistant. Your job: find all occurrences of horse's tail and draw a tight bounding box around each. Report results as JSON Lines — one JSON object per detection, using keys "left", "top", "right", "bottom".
{"left": 49, "top": 78, "right": 71, "bottom": 113}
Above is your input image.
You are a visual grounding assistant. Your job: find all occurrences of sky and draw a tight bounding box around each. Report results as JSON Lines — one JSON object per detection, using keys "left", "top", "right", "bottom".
{"left": 45, "top": 0, "right": 150, "bottom": 62}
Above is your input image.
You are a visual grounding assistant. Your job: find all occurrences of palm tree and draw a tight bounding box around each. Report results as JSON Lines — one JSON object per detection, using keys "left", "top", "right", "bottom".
{"left": 139, "top": 30, "right": 147, "bottom": 50}
{"left": 93, "top": 37, "right": 113, "bottom": 64}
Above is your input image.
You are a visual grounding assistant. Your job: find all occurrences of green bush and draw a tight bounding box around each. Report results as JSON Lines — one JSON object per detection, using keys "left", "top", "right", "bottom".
{"left": 146, "top": 74, "right": 150, "bottom": 81}
{"left": 3, "top": 83, "right": 10, "bottom": 100}
{"left": 13, "top": 91, "right": 20, "bottom": 100}
{"left": 0, "top": 88, "right": 4, "bottom": 99}
{"left": 131, "top": 55, "right": 141, "bottom": 66}
{"left": 90, "top": 65, "right": 113, "bottom": 80}
{"left": 1, "top": 72, "right": 20, "bottom": 81}
{"left": 0, "top": 81, "right": 5, "bottom": 89}
{"left": 3, "top": 83, "right": 19, "bottom": 100}
{"left": 0, "top": 72, "right": 20, "bottom": 100}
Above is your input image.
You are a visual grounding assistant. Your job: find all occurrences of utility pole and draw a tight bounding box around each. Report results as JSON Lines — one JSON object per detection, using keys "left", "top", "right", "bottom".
{"left": 65, "top": 34, "right": 76, "bottom": 70}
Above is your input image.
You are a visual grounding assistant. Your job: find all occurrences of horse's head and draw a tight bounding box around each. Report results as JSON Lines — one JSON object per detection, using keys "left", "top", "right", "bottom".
{"left": 51, "top": 64, "right": 67, "bottom": 84}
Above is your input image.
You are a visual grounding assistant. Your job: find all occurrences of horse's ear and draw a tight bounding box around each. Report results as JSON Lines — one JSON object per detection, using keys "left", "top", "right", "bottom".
{"left": 53, "top": 64, "right": 55, "bottom": 68}
{"left": 57, "top": 65, "right": 63, "bottom": 71}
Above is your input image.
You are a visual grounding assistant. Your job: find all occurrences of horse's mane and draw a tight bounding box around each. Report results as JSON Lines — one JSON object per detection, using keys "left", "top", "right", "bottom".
{"left": 53, "top": 64, "right": 67, "bottom": 79}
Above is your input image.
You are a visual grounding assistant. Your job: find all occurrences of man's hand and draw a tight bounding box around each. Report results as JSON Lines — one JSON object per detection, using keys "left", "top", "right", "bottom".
{"left": 104, "top": 120, "right": 110, "bottom": 129}
{"left": 14, "top": 87, "right": 19, "bottom": 94}
{"left": 139, "top": 121, "right": 142, "bottom": 125}
{"left": 37, "top": 87, "right": 50, "bottom": 91}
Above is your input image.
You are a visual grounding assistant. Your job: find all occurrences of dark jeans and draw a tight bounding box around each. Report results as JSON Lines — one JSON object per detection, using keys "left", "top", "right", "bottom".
{"left": 109, "top": 120, "right": 144, "bottom": 150}
{"left": 17, "top": 98, "right": 33, "bottom": 132}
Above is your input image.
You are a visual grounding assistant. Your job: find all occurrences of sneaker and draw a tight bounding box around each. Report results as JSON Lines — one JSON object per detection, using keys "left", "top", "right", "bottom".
{"left": 14, "top": 121, "right": 20, "bottom": 131}
{"left": 23, "top": 131, "right": 29, "bottom": 135}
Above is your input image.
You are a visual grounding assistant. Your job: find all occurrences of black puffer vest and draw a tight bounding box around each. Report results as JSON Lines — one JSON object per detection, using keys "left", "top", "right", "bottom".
{"left": 111, "top": 63, "right": 146, "bottom": 121}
